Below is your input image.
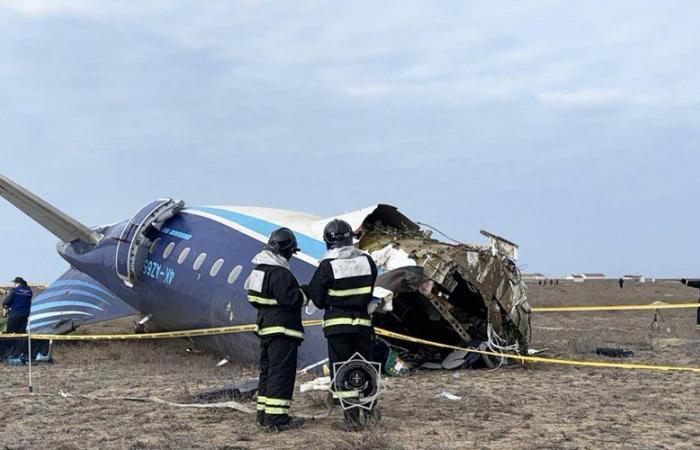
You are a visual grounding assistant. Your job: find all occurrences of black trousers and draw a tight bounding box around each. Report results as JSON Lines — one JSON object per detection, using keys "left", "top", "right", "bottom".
{"left": 6, "top": 315, "right": 28, "bottom": 334}
{"left": 328, "top": 332, "right": 377, "bottom": 419}
{"left": 257, "top": 336, "right": 299, "bottom": 426}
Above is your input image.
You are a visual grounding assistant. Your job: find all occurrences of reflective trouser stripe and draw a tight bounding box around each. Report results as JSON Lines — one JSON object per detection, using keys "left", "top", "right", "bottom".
{"left": 265, "top": 397, "right": 291, "bottom": 406}
{"left": 333, "top": 390, "right": 360, "bottom": 399}
{"left": 258, "top": 396, "right": 292, "bottom": 412}
{"left": 256, "top": 326, "right": 305, "bottom": 339}
{"left": 322, "top": 317, "right": 372, "bottom": 328}
{"left": 264, "top": 406, "right": 290, "bottom": 415}
{"left": 328, "top": 286, "right": 373, "bottom": 297}
{"left": 248, "top": 295, "right": 278, "bottom": 306}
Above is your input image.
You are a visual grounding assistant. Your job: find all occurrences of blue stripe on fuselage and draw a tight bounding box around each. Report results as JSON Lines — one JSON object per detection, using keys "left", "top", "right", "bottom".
{"left": 191, "top": 207, "right": 327, "bottom": 260}
{"left": 31, "top": 300, "right": 105, "bottom": 313}
{"left": 47, "top": 280, "right": 118, "bottom": 300}
{"left": 33, "top": 289, "right": 109, "bottom": 306}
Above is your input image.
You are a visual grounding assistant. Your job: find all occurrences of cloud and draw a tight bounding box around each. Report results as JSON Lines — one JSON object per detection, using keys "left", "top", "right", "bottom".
{"left": 0, "top": 0, "right": 117, "bottom": 16}
{"left": 4, "top": 1, "right": 697, "bottom": 108}
{"left": 537, "top": 89, "right": 633, "bottom": 106}
{"left": 0, "top": 1, "right": 699, "bottom": 279}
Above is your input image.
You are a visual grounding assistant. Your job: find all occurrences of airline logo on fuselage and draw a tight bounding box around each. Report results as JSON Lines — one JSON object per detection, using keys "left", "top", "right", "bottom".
{"left": 162, "top": 227, "right": 192, "bottom": 240}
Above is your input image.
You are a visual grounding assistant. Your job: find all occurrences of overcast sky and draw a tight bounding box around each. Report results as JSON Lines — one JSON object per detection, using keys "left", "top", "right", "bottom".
{"left": 0, "top": 1, "right": 698, "bottom": 282}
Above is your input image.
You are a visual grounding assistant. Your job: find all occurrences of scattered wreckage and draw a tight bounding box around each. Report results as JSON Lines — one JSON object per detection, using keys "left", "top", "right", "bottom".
{"left": 337, "top": 206, "right": 532, "bottom": 373}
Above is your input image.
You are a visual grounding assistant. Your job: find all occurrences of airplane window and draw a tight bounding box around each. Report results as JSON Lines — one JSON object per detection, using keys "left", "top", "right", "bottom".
{"left": 178, "top": 247, "right": 190, "bottom": 264}
{"left": 210, "top": 259, "right": 225, "bottom": 277}
{"left": 149, "top": 238, "right": 161, "bottom": 255}
{"left": 193, "top": 253, "right": 207, "bottom": 271}
{"left": 163, "top": 242, "right": 175, "bottom": 259}
{"left": 227, "top": 265, "right": 243, "bottom": 285}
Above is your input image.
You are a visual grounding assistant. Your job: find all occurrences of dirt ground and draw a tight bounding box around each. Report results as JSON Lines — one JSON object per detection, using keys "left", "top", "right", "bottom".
{"left": 1, "top": 280, "right": 698, "bottom": 449}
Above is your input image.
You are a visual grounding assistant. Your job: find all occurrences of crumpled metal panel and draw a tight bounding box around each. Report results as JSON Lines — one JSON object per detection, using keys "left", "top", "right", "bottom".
{"left": 361, "top": 228, "right": 530, "bottom": 352}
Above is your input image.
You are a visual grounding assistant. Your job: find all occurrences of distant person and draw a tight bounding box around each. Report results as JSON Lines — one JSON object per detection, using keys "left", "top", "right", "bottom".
{"left": 619, "top": 278, "right": 624, "bottom": 289}
{"left": 2, "top": 277, "right": 33, "bottom": 333}
{"left": 696, "top": 286, "right": 700, "bottom": 331}
{"left": 681, "top": 279, "right": 700, "bottom": 331}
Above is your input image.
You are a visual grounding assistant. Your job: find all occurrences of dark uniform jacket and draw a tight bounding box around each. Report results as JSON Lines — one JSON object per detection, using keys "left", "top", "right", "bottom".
{"left": 245, "top": 251, "right": 306, "bottom": 341}
{"left": 306, "top": 246, "right": 378, "bottom": 336}
{"left": 3, "top": 285, "right": 33, "bottom": 317}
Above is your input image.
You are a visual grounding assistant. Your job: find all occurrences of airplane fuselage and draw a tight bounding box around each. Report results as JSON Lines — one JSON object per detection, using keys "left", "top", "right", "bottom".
{"left": 56, "top": 206, "right": 328, "bottom": 367}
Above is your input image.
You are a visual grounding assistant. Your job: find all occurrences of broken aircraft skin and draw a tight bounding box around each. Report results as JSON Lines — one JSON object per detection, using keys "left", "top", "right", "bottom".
{"left": 0, "top": 172, "right": 531, "bottom": 370}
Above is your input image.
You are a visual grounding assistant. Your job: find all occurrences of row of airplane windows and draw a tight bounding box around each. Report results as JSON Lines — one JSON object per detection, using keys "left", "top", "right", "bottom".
{"left": 149, "top": 238, "right": 243, "bottom": 285}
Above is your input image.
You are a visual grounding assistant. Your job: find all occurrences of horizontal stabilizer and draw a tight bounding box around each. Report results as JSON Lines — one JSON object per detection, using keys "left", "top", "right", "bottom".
{"left": 0, "top": 172, "right": 100, "bottom": 244}
{"left": 28, "top": 268, "right": 138, "bottom": 334}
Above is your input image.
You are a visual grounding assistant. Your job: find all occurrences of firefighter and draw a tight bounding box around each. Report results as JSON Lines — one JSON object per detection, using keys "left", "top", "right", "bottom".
{"left": 304, "top": 219, "right": 379, "bottom": 431}
{"left": 245, "top": 228, "right": 306, "bottom": 432}
{"left": 2, "top": 277, "right": 33, "bottom": 334}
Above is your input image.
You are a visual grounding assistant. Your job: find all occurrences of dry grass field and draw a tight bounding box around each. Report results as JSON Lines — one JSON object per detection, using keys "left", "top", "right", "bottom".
{"left": 1, "top": 280, "right": 698, "bottom": 449}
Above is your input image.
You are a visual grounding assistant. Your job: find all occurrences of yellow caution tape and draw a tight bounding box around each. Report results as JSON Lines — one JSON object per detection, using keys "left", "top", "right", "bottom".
{"left": 532, "top": 302, "right": 699, "bottom": 312}
{"left": 373, "top": 327, "right": 700, "bottom": 373}
{"left": 0, "top": 320, "right": 323, "bottom": 341}
{"left": 1, "top": 317, "right": 698, "bottom": 373}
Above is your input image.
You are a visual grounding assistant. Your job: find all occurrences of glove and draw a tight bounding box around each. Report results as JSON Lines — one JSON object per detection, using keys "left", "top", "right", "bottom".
{"left": 368, "top": 299, "right": 380, "bottom": 316}
{"left": 369, "top": 287, "right": 394, "bottom": 315}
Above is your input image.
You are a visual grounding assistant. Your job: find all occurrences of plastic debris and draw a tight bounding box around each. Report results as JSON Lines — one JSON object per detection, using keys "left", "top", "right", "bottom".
{"left": 7, "top": 356, "right": 24, "bottom": 366}
{"left": 384, "top": 350, "right": 410, "bottom": 377}
{"left": 435, "top": 391, "right": 462, "bottom": 401}
{"left": 371, "top": 245, "right": 417, "bottom": 273}
{"left": 299, "top": 376, "right": 331, "bottom": 393}
{"left": 442, "top": 350, "right": 469, "bottom": 370}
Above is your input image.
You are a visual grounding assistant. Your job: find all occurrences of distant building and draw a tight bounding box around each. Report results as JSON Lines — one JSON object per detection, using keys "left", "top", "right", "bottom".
{"left": 522, "top": 273, "right": 546, "bottom": 281}
{"left": 0, "top": 283, "right": 47, "bottom": 290}
{"left": 623, "top": 276, "right": 654, "bottom": 283}
{"left": 566, "top": 274, "right": 586, "bottom": 283}
{"left": 581, "top": 273, "right": 606, "bottom": 280}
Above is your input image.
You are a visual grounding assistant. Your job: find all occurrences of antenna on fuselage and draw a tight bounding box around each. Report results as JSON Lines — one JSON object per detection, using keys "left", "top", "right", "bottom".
{"left": 0, "top": 172, "right": 100, "bottom": 244}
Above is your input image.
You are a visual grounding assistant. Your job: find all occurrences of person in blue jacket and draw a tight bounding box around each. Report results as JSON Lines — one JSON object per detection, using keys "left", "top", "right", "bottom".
{"left": 2, "top": 277, "right": 33, "bottom": 333}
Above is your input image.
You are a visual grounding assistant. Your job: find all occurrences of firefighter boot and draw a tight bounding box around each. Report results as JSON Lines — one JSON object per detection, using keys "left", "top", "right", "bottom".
{"left": 268, "top": 416, "right": 305, "bottom": 433}
{"left": 333, "top": 407, "right": 363, "bottom": 432}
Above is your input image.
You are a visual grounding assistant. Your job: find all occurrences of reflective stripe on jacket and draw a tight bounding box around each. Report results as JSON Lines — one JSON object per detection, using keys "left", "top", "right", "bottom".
{"left": 244, "top": 260, "right": 305, "bottom": 341}
{"left": 306, "top": 247, "right": 378, "bottom": 336}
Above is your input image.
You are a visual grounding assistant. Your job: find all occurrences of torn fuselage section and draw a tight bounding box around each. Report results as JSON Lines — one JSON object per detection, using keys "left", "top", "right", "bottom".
{"left": 355, "top": 207, "right": 531, "bottom": 369}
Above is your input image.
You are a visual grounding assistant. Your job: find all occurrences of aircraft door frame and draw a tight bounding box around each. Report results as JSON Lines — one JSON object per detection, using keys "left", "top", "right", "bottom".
{"left": 115, "top": 198, "right": 184, "bottom": 287}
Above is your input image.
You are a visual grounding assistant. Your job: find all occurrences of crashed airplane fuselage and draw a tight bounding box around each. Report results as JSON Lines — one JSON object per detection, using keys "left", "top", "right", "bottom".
{"left": 0, "top": 173, "right": 531, "bottom": 370}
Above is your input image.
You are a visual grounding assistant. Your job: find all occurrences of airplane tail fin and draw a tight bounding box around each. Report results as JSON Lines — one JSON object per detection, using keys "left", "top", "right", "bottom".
{"left": 0, "top": 172, "right": 100, "bottom": 244}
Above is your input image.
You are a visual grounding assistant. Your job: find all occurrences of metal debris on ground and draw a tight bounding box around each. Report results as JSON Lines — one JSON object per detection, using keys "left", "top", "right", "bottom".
{"left": 595, "top": 348, "right": 635, "bottom": 358}
{"left": 434, "top": 391, "right": 462, "bottom": 401}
